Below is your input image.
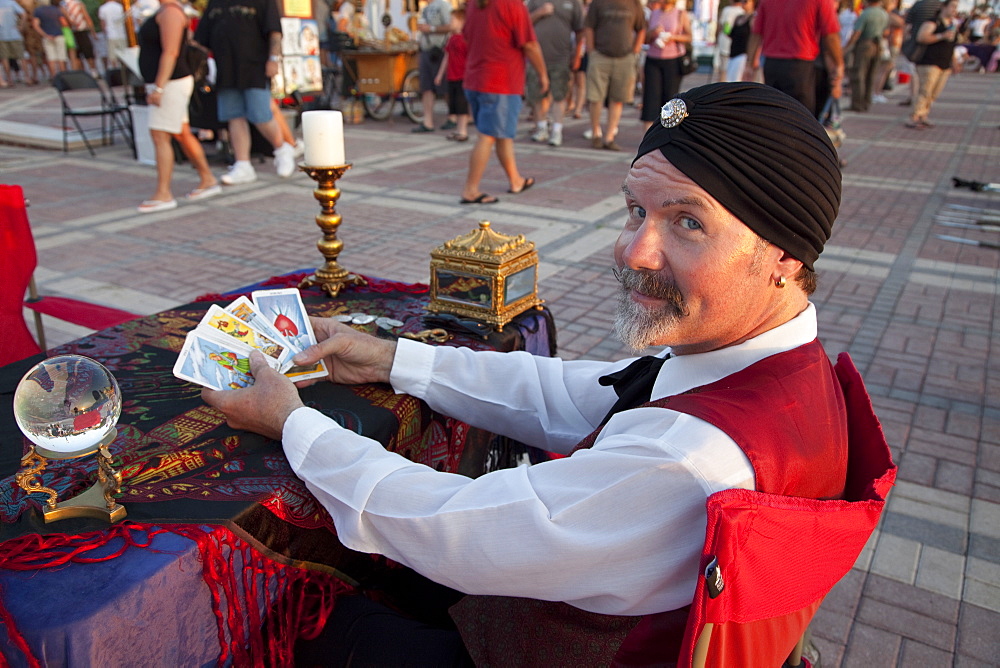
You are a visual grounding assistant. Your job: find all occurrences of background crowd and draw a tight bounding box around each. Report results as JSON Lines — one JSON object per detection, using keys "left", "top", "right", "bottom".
{"left": 0, "top": 0, "right": 997, "bottom": 194}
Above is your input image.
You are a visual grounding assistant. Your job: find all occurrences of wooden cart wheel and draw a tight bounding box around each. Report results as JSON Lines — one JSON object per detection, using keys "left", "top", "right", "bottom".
{"left": 362, "top": 92, "right": 394, "bottom": 120}
{"left": 400, "top": 69, "right": 423, "bottom": 124}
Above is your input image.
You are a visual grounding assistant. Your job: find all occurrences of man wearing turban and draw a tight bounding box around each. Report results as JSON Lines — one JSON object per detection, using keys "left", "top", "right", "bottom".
{"left": 205, "top": 83, "right": 881, "bottom": 665}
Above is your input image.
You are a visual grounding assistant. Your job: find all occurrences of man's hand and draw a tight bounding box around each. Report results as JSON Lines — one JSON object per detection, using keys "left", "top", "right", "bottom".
{"left": 202, "top": 351, "right": 304, "bottom": 441}
{"left": 265, "top": 59, "right": 279, "bottom": 78}
{"left": 292, "top": 317, "right": 397, "bottom": 387}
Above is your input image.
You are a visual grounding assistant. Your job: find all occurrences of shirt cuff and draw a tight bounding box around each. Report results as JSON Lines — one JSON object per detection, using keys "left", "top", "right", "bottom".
{"left": 388, "top": 337, "right": 436, "bottom": 398}
{"left": 282, "top": 405, "right": 344, "bottom": 470}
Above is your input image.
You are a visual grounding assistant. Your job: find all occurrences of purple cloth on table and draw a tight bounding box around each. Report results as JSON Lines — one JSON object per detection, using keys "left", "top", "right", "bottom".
{"left": 0, "top": 529, "right": 260, "bottom": 667}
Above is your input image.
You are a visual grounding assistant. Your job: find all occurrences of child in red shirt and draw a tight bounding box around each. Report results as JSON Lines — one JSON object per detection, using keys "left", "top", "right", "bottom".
{"left": 434, "top": 8, "right": 470, "bottom": 141}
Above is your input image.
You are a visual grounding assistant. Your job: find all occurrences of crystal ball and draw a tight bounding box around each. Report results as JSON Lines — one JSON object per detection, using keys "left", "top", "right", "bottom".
{"left": 13, "top": 355, "right": 122, "bottom": 456}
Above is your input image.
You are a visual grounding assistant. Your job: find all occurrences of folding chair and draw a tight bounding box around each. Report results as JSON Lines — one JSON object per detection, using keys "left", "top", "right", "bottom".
{"left": 610, "top": 355, "right": 896, "bottom": 668}
{"left": 676, "top": 354, "right": 896, "bottom": 667}
{"left": 0, "top": 184, "right": 140, "bottom": 366}
{"left": 52, "top": 70, "right": 134, "bottom": 157}
{"left": 104, "top": 66, "right": 146, "bottom": 108}
{"left": 102, "top": 68, "right": 143, "bottom": 159}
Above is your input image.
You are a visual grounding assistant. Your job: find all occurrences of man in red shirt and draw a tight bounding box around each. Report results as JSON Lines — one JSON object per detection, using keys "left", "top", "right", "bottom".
{"left": 745, "top": 0, "right": 844, "bottom": 116}
{"left": 459, "top": 0, "right": 547, "bottom": 205}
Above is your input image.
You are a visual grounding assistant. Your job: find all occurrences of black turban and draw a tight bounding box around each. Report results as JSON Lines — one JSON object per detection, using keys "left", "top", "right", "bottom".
{"left": 633, "top": 82, "right": 841, "bottom": 270}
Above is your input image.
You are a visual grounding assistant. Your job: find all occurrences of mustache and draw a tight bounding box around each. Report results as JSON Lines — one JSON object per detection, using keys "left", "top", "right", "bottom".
{"left": 613, "top": 267, "right": 686, "bottom": 311}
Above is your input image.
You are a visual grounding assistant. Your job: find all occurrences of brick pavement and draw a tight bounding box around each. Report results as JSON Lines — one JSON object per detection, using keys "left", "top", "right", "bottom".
{"left": 1, "top": 71, "right": 998, "bottom": 665}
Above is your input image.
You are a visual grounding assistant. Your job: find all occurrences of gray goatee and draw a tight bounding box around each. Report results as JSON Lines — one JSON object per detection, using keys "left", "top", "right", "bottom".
{"left": 613, "top": 267, "right": 688, "bottom": 351}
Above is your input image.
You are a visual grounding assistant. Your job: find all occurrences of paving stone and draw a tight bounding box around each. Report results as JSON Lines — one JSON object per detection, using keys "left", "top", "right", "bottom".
{"left": 866, "top": 574, "right": 961, "bottom": 622}
{"left": 882, "top": 512, "right": 968, "bottom": 556}
{"left": 809, "top": 633, "right": 845, "bottom": 668}
{"left": 856, "top": 598, "right": 956, "bottom": 652}
{"left": 915, "top": 545, "right": 966, "bottom": 600}
{"left": 841, "top": 623, "right": 901, "bottom": 667}
{"left": 897, "top": 451, "right": 937, "bottom": 486}
{"left": 956, "top": 603, "right": 1000, "bottom": 661}
{"left": 893, "top": 480, "right": 971, "bottom": 514}
{"left": 823, "top": 568, "right": 867, "bottom": 616}
{"left": 900, "top": 638, "right": 958, "bottom": 667}
{"left": 969, "top": 533, "right": 1000, "bottom": 567}
{"left": 970, "top": 499, "right": 1000, "bottom": 539}
{"left": 888, "top": 494, "right": 969, "bottom": 529}
{"left": 869, "top": 533, "right": 920, "bottom": 583}
{"left": 935, "top": 460, "right": 976, "bottom": 495}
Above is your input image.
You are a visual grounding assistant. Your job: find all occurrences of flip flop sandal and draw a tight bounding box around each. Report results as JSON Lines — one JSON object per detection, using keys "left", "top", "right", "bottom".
{"left": 460, "top": 193, "right": 499, "bottom": 204}
{"left": 137, "top": 199, "right": 178, "bottom": 213}
{"left": 508, "top": 177, "right": 535, "bottom": 194}
{"left": 186, "top": 184, "right": 222, "bottom": 200}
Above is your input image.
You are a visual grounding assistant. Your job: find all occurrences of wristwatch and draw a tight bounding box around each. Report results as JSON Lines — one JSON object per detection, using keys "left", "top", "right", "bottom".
{"left": 268, "top": 55, "right": 281, "bottom": 62}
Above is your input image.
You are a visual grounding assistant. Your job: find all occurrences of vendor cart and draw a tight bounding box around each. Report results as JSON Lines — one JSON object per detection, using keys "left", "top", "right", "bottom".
{"left": 341, "top": 46, "right": 421, "bottom": 123}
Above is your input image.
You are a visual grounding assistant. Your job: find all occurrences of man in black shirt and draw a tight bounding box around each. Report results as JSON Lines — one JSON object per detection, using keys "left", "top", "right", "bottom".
{"left": 194, "top": 0, "right": 297, "bottom": 184}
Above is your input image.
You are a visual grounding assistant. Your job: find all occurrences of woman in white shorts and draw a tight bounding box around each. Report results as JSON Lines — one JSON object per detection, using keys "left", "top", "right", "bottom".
{"left": 136, "top": 0, "right": 217, "bottom": 213}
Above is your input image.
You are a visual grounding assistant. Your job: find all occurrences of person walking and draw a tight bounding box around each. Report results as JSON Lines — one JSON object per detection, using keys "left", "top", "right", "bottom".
{"left": 0, "top": 0, "right": 27, "bottom": 87}
{"left": 459, "top": 0, "right": 547, "bottom": 205}
{"left": 899, "top": 0, "right": 941, "bottom": 106}
{"left": 906, "top": 0, "right": 958, "bottom": 129}
{"left": 640, "top": 0, "right": 691, "bottom": 131}
{"left": 745, "top": 0, "right": 843, "bottom": 117}
{"left": 526, "top": 0, "right": 584, "bottom": 147}
{"left": 98, "top": 0, "right": 127, "bottom": 68}
{"left": 713, "top": 0, "right": 746, "bottom": 82}
{"left": 32, "top": 0, "right": 68, "bottom": 75}
{"left": 845, "top": 0, "right": 888, "bottom": 112}
{"left": 61, "top": 0, "right": 97, "bottom": 73}
{"left": 584, "top": 0, "right": 645, "bottom": 150}
{"left": 194, "top": 0, "right": 296, "bottom": 185}
{"left": 136, "top": 0, "right": 219, "bottom": 212}
{"left": 725, "top": 0, "right": 754, "bottom": 82}
{"left": 17, "top": 0, "right": 44, "bottom": 83}
{"left": 433, "top": 7, "right": 470, "bottom": 142}
{"left": 411, "top": 0, "right": 450, "bottom": 133}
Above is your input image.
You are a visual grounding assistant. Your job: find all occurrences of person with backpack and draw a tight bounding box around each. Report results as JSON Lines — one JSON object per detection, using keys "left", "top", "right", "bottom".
{"left": 905, "top": 0, "right": 958, "bottom": 129}
{"left": 136, "top": 0, "right": 219, "bottom": 213}
{"left": 899, "top": 0, "right": 940, "bottom": 105}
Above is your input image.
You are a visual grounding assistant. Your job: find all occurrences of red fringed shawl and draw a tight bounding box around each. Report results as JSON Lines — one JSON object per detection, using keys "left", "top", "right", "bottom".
{"left": 0, "top": 523, "right": 355, "bottom": 667}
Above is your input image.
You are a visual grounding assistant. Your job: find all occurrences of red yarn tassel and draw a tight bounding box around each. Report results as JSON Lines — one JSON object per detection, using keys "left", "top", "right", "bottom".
{"left": 0, "top": 523, "right": 355, "bottom": 667}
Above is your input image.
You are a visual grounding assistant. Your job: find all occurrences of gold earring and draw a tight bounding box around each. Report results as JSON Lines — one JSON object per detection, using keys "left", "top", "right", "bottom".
{"left": 774, "top": 276, "right": 786, "bottom": 288}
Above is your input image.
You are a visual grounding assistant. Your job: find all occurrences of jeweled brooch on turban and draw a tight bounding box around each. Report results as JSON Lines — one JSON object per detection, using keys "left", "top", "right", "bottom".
{"left": 660, "top": 99, "right": 688, "bottom": 128}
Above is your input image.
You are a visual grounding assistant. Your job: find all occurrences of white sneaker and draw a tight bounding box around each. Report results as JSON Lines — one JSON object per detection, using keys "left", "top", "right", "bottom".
{"left": 872, "top": 94, "right": 888, "bottom": 104}
{"left": 293, "top": 139, "right": 305, "bottom": 157}
{"left": 221, "top": 161, "right": 257, "bottom": 185}
{"left": 274, "top": 142, "right": 296, "bottom": 178}
{"left": 548, "top": 126, "right": 562, "bottom": 147}
{"left": 530, "top": 125, "right": 549, "bottom": 142}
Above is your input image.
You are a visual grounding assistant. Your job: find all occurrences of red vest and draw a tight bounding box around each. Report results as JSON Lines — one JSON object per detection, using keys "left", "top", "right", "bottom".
{"left": 451, "top": 339, "right": 849, "bottom": 666}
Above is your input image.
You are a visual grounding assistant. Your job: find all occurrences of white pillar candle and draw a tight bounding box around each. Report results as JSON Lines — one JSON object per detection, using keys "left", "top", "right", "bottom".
{"left": 302, "top": 110, "right": 346, "bottom": 166}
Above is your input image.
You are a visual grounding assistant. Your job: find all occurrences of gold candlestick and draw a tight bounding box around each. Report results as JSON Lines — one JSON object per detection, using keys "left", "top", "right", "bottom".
{"left": 299, "top": 163, "right": 367, "bottom": 297}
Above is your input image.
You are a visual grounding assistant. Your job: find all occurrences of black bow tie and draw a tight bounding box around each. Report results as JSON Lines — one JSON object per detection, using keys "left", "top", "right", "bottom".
{"left": 597, "top": 354, "right": 669, "bottom": 425}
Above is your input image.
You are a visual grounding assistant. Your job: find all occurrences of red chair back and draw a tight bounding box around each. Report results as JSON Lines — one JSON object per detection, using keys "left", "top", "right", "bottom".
{"left": 0, "top": 184, "right": 43, "bottom": 365}
{"left": 676, "top": 353, "right": 897, "bottom": 667}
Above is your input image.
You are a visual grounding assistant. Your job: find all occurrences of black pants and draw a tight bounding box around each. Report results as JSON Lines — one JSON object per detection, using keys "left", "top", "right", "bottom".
{"left": 295, "top": 595, "right": 474, "bottom": 667}
{"left": 641, "top": 56, "right": 683, "bottom": 122}
{"left": 763, "top": 57, "right": 818, "bottom": 117}
{"left": 294, "top": 570, "right": 473, "bottom": 667}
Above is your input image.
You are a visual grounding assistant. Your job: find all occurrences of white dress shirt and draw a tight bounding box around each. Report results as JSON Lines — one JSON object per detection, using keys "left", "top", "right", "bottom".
{"left": 282, "top": 305, "right": 819, "bottom": 616}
